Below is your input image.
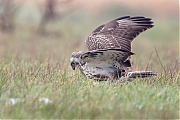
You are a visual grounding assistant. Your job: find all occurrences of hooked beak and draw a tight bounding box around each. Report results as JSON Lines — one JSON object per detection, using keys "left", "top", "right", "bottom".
{"left": 71, "top": 63, "right": 76, "bottom": 70}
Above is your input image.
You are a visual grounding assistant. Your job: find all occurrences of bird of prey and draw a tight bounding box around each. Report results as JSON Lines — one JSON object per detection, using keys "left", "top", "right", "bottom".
{"left": 70, "top": 16, "right": 157, "bottom": 81}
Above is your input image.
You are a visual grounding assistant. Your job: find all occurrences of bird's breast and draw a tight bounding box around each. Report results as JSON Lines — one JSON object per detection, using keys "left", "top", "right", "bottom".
{"left": 80, "top": 61, "right": 120, "bottom": 80}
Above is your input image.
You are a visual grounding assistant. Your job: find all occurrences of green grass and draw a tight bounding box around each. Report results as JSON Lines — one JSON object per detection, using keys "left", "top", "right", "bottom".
{"left": 0, "top": 59, "right": 179, "bottom": 119}
{"left": 0, "top": 3, "right": 179, "bottom": 119}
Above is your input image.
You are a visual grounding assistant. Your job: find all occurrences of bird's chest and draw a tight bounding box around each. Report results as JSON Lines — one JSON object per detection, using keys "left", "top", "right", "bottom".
{"left": 79, "top": 60, "right": 121, "bottom": 80}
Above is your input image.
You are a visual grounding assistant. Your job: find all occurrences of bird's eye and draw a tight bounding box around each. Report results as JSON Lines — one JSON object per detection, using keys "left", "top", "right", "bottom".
{"left": 71, "top": 62, "right": 75, "bottom": 66}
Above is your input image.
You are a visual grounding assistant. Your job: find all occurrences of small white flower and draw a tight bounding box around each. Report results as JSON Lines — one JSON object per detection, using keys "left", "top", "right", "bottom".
{"left": 39, "top": 97, "right": 52, "bottom": 105}
{"left": 7, "top": 98, "right": 24, "bottom": 105}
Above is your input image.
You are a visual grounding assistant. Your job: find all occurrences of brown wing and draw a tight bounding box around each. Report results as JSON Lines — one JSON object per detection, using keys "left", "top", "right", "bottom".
{"left": 86, "top": 16, "right": 154, "bottom": 52}
{"left": 80, "top": 48, "right": 134, "bottom": 62}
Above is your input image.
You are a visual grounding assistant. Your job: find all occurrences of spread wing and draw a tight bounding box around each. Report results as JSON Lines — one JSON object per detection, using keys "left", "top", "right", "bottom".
{"left": 86, "top": 16, "right": 154, "bottom": 52}
{"left": 80, "top": 49, "right": 134, "bottom": 63}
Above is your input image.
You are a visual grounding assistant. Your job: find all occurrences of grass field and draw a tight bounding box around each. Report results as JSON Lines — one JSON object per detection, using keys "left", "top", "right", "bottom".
{"left": 0, "top": 1, "right": 179, "bottom": 119}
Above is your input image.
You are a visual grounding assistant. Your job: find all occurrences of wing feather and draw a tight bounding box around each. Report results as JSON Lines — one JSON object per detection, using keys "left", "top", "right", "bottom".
{"left": 86, "top": 16, "right": 154, "bottom": 52}
{"left": 80, "top": 49, "right": 134, "bottom": 63}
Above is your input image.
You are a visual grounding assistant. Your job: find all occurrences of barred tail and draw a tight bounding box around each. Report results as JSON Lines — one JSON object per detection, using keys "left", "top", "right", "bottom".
{"left": 126, "top": 71, "right": 157, "bottom": 78}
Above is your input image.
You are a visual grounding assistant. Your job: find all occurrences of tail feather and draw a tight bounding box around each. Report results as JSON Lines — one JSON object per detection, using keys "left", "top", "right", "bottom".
{"left": 126, "top": 71, "right": 157, "bottom": 79}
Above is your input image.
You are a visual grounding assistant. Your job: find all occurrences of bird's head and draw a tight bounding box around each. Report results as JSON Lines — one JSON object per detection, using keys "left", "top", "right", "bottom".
{"left": 70, "top": 51, "right": 84, "bottom": 70}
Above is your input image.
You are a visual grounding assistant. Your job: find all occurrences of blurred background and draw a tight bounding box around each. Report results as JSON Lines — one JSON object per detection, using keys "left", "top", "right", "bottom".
{"left": 0, "top": 0, "right": 179, "bottom": 73}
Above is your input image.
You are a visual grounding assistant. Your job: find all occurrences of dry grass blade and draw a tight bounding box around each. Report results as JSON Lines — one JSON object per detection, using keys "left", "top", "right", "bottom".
{"left": 154, "top": 46, "right": 166, "bottom": 74}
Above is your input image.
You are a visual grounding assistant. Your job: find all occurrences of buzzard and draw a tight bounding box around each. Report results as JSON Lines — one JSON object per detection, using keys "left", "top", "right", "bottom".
{"left": 70, "top": 16, "right": 157, "bottom": 81}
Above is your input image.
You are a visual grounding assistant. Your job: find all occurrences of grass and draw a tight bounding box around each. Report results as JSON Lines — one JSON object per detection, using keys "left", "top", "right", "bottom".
{"left": 0, "top": 3, "right": 179, "bottom": 119}
{"left": 0, "top": 59, "right": 179, "bottom": 119}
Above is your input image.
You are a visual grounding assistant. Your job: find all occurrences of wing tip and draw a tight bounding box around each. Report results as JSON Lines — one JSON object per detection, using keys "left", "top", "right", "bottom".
{"left": 115, "top": 15, "right": 154, "bottom": 25}
{"left": 115, "top": 16, "right": 131, "bottom": 20}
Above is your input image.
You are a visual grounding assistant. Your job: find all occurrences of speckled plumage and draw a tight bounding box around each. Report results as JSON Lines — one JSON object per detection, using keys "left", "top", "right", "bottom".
{"left": 70, "top": 16, "right": 156, "bottom": 81}
{"left": 86, "top": 16, "right": 153, "bottom": 52}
